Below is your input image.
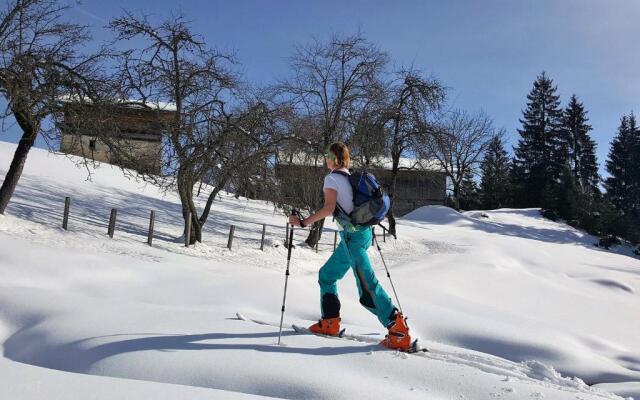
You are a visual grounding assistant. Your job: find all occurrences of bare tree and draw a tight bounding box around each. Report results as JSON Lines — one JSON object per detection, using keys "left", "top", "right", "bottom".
{"left": 196, "top": 98, "right": 290, "bottom": 232}
{"left": 271, "top": 113, "right": 327, "bottom": 219}
{"left": 382, "top": 68, "right": 445, "bottom": 234}
{"left": 282, "top": 32, "right": 388, "bottom": 149}
{"left": 278, "top": 32, "right": 388, "bottom": 246}
{"left": 346, "top": 79, "right": 387, "bottom": 168}
{"left": 110, "top": 12, "right": 285, "bottom": 244}
{"left": 0, "top": 0, "right": 105, "bottom": 213}
{"left": 420, "top": 110, "right": 497, "bottom": 210}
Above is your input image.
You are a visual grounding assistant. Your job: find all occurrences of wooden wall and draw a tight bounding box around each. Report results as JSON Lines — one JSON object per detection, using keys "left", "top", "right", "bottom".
{"left": 275, "top": 164, "right": 446, "bottom": 216}
{"left": 59, "top": 103, "right": 175, "bottom": 175}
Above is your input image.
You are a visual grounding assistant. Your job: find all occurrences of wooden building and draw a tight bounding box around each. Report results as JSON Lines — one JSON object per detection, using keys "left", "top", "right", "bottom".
{"left": 59, "top": 100, "right": 176, "bottom": 175}
{"left": 275, "top": 153, "right": 446, "bottom": 216}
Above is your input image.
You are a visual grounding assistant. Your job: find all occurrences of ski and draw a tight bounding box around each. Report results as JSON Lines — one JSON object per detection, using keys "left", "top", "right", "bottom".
{"left": 235, "top": 313, "right": 428, "bottom": 353}
{"left": 291, "top": 324, "right": 428, "bottom": 353}
{"left": 291, "top": 324, "right": 346, "bottom": 339}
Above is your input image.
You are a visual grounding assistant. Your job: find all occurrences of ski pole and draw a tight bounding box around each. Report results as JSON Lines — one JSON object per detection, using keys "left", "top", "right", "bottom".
{"left": 277, "top": 216, "right": 296, "bottom": 345}
{"left": 372, "top": 230, "right": 403, "bottom": 314}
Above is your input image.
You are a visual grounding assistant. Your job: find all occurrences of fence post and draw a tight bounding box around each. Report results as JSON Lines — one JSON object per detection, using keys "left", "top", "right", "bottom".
{"left": 147, "top": 210, "right": 155, "bottom": 246}
{"left": 227, "top": 225, "right": 235, "bottom": 250}
{"left": 62, "top": 197, "right": 71, "bottom": 230}
{"left": 185, "top": 212, "right": 192, "bottom": 248}
{"left": 383, "top": 228, "right": 386, "bottom": 243}
{"left": 371, "top": 227, "right": 375, "bottom": 246}
{"left": 333, "top": 231, "right": 337, "bottom": 251}
{"left": 108, "top": 208, "right": 117, "bottom": 238}
{"left": 260, "top": 223, "right": 266, "bottom": 251}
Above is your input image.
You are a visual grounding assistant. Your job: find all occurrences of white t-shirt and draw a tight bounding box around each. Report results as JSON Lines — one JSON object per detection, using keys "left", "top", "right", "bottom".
{"left": 323, "top": 168, "right": 354, "bottom": 214}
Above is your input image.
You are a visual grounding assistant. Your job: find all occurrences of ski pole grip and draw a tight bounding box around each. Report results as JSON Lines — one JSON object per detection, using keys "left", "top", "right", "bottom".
{"left": 292, "top": 209, "right": 306, "bottom": 228}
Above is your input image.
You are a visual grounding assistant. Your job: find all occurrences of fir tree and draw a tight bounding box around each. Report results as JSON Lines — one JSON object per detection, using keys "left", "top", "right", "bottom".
{"left": 458, "top": 169, "right": 481, "bottom": 211}
{"left": 512, "top": 72, "right": 565, "bottom": 208}
{"left": 480, "top": 136, "right": 511, "bottom": 209}
{"left": 605, "top": 113, "right": 640, "bottom": 222}
{"left": 556, "top": 165, "right": 580, "bottom": 221}
{"left": 563, "top": 95, "right": 600, "bottom": 196}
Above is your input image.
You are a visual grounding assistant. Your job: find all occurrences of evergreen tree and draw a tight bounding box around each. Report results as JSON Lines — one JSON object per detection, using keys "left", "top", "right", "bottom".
{"left": 605, "top": 113, "right": 640, "bottom": 223}
{"left": 512, "top": 72, "right": 565, "bottom": 208}
{"left": 458, "top": 169, "right": 481, "bottom": 211}
{"left": 556, "top": 165, "right": 580, "bottom": 222}
{"left": 480, "top": 136, "right": 511, "bottom": 209}
{"left": 563, "top": 95, "right": 600, "bottom": 196}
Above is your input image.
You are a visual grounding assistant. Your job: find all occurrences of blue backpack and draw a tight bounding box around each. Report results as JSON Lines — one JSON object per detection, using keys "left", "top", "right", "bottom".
{"left": 331, "top": 170, "right": 391, "bottom": 227}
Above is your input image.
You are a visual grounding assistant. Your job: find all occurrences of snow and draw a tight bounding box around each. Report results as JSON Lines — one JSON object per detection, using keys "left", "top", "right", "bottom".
{"left": 0, "top": 140, "right": 639, "bottom": 399}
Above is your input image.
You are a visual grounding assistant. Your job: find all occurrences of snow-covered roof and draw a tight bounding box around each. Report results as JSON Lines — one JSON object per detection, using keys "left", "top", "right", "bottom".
{"left": 361, "top": 156, "right": 444, "bottom": 172}
{"left": 58, "top": 95, "right": 177, "bottom": 112}
{"left": 279, "top": 151, "right": 444, "bottom": 172}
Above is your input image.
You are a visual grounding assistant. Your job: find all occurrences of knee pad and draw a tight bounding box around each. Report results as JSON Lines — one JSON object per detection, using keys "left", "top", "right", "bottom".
{"left": 321, "top": 293, "right": 341, "bottom": 319}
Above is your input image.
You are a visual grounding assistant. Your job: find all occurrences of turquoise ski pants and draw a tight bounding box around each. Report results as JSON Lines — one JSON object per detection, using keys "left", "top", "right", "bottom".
{"left": 318, "top": 226, "right": 396, "bottom": 327}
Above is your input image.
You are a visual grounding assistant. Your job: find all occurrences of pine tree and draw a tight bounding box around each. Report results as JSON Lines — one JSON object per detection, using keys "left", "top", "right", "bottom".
{"left": 512, "top": 72, "right": 565, "bottom": 208}
{"left": 480, "top": 136, "right": 511, "bottom": 209}
{"left": 563, "top": 95, "right": 600, "bottom": 196}
{"left": 458, "top": 169, "right": 481, "bottom": 211}
{"left": 605, "top": 113, "right": 640, "bottom": 219}
{"left": 556, "top": 165, "right": 580, "bottom": 221}
{"left": 632, "top": 114, "right": 640, "bottom": 225}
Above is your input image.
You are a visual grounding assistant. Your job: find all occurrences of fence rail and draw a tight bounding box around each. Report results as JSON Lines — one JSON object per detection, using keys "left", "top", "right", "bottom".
{"left": 58, "top": 195, "right": 391, "bottom": 253}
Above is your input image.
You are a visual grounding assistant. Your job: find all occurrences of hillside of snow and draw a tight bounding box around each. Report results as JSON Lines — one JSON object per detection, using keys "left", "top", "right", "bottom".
{"left": 0, "top": 141, "right": 639, "bottom": 400}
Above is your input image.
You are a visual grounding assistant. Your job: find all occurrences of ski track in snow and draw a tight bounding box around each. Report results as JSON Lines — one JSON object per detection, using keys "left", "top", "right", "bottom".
{"left": 235, "top": 313, "right": 622, "bottom": 399}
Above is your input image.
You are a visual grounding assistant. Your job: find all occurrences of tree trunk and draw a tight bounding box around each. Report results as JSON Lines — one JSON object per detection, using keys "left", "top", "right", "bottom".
{"left": 189, "top": 209, "right": 202, "bottom": 244}
{"left": 305, "top": 218, "right": 324, "bottom": 247}
{"left": 177, "top": 177, "right": 201, "bottom": 244}
{"left": 199, "top": 172, "right": 232, "bottom": 226}
{"left": 0, "top": 129, "right": 37, "bottom": 214}
{"left": 452, "top": 183, "right": 461, "bottom": 210}
{"left": 386, "top": 207, "right": 396, "bottom": 236}
{"left": 196, "top": 181, "right": 204, "bottom": 197}
{"left": 387, "top": 158, "right": 400, "bottom": 236}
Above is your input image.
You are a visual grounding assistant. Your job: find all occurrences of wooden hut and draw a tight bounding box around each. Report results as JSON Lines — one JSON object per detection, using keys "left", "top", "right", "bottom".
{"left": 59, "top": 100, "right": 176, "bottom": 175}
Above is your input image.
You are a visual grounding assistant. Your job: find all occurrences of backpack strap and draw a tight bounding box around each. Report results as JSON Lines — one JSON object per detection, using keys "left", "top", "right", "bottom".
{"left": 330, "top": 169, "right": 350, "bottom": 178}
{"left": 329, "top": 170, "right": 354, "bottom": 219}
{"left": 330, "top": 170, "right": 356, "bottom": 199}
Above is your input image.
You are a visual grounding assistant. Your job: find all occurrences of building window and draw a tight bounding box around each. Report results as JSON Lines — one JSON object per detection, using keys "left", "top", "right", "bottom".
{"left": 89, "top": 139, "right": 96, "bottom": 150}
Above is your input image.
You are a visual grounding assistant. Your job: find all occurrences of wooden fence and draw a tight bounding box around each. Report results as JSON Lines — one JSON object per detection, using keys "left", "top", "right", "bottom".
{"left": 58, "top": 195, "right": 363, "bottom": 252}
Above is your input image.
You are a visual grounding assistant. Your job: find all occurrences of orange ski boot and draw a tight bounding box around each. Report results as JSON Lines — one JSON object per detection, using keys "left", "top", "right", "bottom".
{"left": 380, "top": 312, "right": 413, "bottom": 352}
{"left": 308, "top": 317, "right": 342, "bottom": 336}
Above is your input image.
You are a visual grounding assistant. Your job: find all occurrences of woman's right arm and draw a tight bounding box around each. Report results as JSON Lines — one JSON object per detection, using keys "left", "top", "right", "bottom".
{"left": 288, "top": 188, "right": 337, "bottom": 227}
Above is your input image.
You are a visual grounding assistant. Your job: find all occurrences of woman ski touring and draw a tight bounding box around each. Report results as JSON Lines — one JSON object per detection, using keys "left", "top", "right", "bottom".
{"left": 288, "top": 142, "right": 413, "bottom": 352}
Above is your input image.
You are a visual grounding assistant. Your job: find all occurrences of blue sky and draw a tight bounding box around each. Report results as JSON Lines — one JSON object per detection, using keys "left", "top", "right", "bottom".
{"left": 3, "top": 0, "right": 639, "bottom": 177}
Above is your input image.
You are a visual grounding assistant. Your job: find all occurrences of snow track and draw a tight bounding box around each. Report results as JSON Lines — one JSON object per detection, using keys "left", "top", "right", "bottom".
{"left": 235, "top": 312, "right": 620, "bottom": 399}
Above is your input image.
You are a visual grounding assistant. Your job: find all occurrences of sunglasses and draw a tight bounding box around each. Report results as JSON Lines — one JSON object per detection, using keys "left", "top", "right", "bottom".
{"left": 324, "top": 150, "right": 337, "bottom": 161}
